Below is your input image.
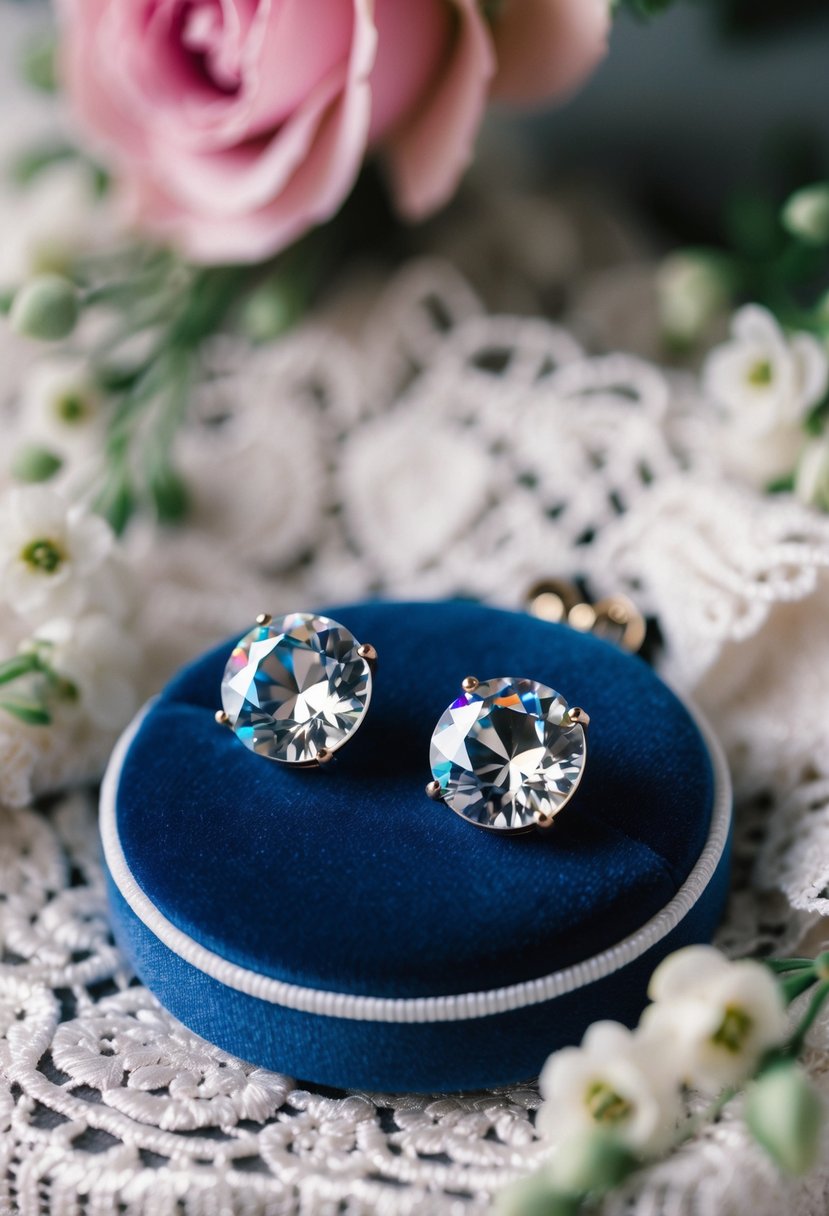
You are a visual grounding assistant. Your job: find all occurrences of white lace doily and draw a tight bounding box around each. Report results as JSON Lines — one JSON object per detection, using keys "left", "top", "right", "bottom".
{"left": 2, "top": 71, "right": 829, "bottom": 1203}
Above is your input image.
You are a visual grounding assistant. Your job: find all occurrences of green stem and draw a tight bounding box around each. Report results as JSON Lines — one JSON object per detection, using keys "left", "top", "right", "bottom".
{"left": 782, "top": 971, "right": 819, "bottom": 1005}
{"left": 0, "top": 698, "right": 51, "bottom": 726}
{"left": 787, "top": 980, "right": 829, "bottom": 1058}
{"left": 168, "top": 265, "right": 250, "bottom": 347}
{"left": 0, "top": 653, "right": 42, "bottom": 686}
{"left": 765, "top": 958, "right": 817, "bottom": 974}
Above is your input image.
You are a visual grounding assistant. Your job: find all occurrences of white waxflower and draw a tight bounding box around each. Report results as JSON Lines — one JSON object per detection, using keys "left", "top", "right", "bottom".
{"left": 0, "top": 160, "right": 115, "bottom": 290}
{"left": 15, "top": 356, "right": 104, "bottom": 462}
{"left": 34, "top": 615, "right": 140, "bottom": 731}
{"left": 702, "top": 305, "right": 828, "bottom": 489}
{"left": 642, "top": 946, "right": 789, "bottom": 1094}
{"left": 0, "top": 486, "right": 114, "bottom": 619}
{"left": 537, "top": 1020, "right": 680, "bottom": 1157}
{"left": 795, "top": 434, "right": 829, "bottom": 512}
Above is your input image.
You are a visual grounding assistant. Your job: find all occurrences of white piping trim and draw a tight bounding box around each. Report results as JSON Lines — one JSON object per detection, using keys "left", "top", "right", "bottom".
{"left": 100, "top": 695, "right": 732, "bottom": 1024}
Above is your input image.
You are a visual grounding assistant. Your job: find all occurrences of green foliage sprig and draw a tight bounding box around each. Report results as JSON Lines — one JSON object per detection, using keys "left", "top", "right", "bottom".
{"left": 0, "top": 643, "right": 77, "bottom": 726}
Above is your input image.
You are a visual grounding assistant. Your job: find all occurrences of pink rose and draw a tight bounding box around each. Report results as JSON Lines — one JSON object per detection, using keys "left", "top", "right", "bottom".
{"left": 57, "top": 1, "right": 609, "bottom": 266}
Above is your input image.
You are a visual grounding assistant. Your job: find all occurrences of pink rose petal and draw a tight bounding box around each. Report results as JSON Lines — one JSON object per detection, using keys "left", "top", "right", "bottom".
{"left": 381, "top": 0, "right": 496, "bottom": 221}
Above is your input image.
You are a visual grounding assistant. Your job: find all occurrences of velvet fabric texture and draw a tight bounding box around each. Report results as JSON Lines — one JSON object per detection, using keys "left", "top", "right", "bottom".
{"left": 105, "top": 600, "right": 729, "bottom": 1091}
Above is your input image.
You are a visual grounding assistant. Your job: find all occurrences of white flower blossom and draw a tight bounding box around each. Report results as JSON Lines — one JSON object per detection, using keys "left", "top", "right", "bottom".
{"left": 0, "top": 486, "right": 114, "bottom": 619}
{"left": 34, "top": 615, "right": 140, "bottom": 731}
{"left": 537, "top": 1020, "right": 680, "bottom": 1157}
{"left": 14, "top": 355, "right": 104, "bottom": 466}
{"left": 642, "top": 946, "right": 789, "bottom": 1094}
{"left": 0, "top": 160, "right": 115, "bottom": 291}
{"left": 702, "top": 305, "right": 828, "bottom": 489}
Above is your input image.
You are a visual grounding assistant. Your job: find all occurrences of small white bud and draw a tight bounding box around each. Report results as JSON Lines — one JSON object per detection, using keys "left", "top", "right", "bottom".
{"left": 782, "top": 184, "right": 829, "bottom": 246}
{"left": 796, "top": 437, "right": 829, "bottom": 512}
{"left": 657, "top": 253, "right": 728, "bottom": 346}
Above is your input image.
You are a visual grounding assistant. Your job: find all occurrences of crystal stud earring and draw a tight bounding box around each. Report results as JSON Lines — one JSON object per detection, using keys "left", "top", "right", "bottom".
{"left": 216, "top": 612, "right": 377, "bottom": 766}
{"left": 426, "top": 676, "right": 589, "bottom": 833}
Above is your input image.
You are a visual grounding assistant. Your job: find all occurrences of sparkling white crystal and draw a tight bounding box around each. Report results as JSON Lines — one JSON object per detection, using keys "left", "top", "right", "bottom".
{"left": 429, "top": 678, "right": 587, "bottom": 831}
{"left": 220, "top": 612, "right": 372, "bottom": 764}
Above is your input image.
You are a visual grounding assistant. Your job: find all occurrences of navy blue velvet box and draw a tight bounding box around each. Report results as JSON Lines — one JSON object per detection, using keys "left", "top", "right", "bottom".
{"left": 101, "top": 601, "right": 732, "bottom": 1093}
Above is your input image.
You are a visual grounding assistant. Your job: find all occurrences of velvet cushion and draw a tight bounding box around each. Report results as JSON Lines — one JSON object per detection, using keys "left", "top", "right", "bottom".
{"left": 103, "top": 600, "right": 731, "bottom": 1091}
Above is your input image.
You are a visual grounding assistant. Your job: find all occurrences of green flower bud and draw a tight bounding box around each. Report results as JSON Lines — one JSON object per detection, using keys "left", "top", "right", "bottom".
{"left": 550, "top": 1130, "right": 638, "bottom": 1196}
{"left": 746, "top": 1063, "right": 823, "bottom": 1175}
{"left": 782, "top": 184, "right": 829, "bottom": 247}
{"left": 10, "top": 275, "right": 79, "bottom": 341}
{"left": 493, "top": 1173, "right": 580, "bottom": 1216}
{"left": 11, "top": 444, "right": 63, "bottom": 484}
{"left": 239, "top": 275, "right": 303, "bottom": 343}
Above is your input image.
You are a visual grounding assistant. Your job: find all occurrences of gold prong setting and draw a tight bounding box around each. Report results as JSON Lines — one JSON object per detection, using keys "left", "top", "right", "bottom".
{"left": 461, "top": 675, "right": 480, "bottom": 695}
{"left": 426, "top": 780, "right": 445, "bottom": 801}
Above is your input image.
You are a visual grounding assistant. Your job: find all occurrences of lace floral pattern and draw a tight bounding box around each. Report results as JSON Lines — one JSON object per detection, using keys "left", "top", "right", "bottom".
{"left": 2, "top": 186, "right": 829, "bottom": 1213}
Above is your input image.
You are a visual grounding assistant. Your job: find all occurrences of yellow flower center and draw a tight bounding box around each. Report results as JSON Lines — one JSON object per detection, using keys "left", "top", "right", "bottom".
{"left": 711, "top": 1005, "right": 753, "bottom": 1053}
{"left": 585, "top": 1080, "right": 633, "bottom": 1125}
{"left": 21, "top": 537, "right": 65, "bottom": 575}
{"left": 54, "top": 392, "right": 89, "bottom": 425}
{"left": 747, "top": 359, "right": 773, "bottom": 387}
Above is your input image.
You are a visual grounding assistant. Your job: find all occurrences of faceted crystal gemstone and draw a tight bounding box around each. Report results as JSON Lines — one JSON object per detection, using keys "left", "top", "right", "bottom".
{"left": 220, "top": 613, "right": 372, "bottom": 764}
{"left": 429, "top": 678, "right": 587, "bottom": 832}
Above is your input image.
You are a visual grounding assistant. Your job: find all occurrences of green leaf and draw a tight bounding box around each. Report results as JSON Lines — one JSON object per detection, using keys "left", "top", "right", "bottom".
{"left": 94, "top": 466, "right": 135, "bottom": 536}
{"left": 10, "top": 143, "right": 75, "bottom": 187}
{"left": 767, "top": 473, "right": 797, "bottom": 495}
{"left": 725, "top": 193, "right": 781, "bottom": 260}
{"left": 11, "top": 444, "right": 63, "bottom": 483}
{"left": 0, "top": 699, "right": 51, "bottom": 726}
{"left": 22, "top": 36, "right": 58, "bottom": 94}
{"left": 0, "top": 653, "right": 42, "bottom": 686}
{"left": 782, "top": 970, "right": 819, "bottom": 1003}
{"left": 149, "top": 463, "right": 189, "bottom": 525}
{"left": 90, "top": 162, "right": 111, "bottom": 199}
